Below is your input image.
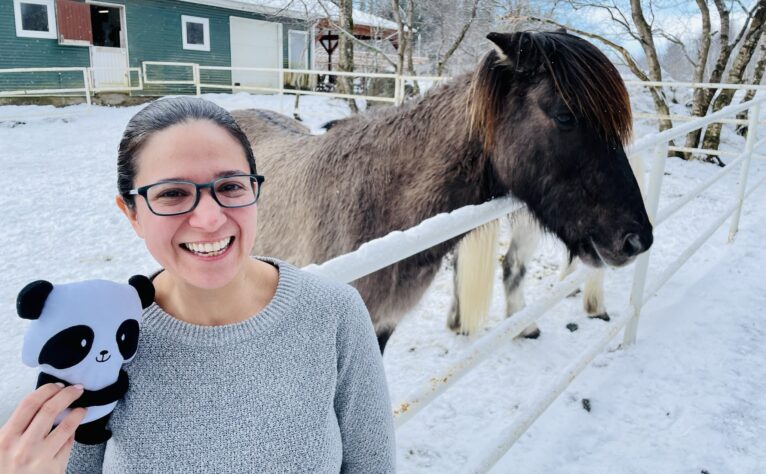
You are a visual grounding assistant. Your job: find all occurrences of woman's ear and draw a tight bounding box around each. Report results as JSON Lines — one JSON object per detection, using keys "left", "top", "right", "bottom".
{"left": 116, "top": 195, "right": 145, "bottom": 239}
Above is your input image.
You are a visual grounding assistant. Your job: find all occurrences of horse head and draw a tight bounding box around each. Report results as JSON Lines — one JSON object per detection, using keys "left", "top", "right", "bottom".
{"left": 470, "top": 30, "right": 652, "bottom": 267}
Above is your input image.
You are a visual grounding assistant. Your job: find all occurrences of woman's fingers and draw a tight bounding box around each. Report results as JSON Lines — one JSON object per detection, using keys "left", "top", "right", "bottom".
{"left": 1, "top": 384, "right": 64, "bottom": 436}
{"left": 22, "top": 385, "right": 84, "bottom": 442}
{"left": 45, "top": 407, "right": 86, "bottom": 454}
{"left": 53, "top": 434, "right": 76, "bottom": 465}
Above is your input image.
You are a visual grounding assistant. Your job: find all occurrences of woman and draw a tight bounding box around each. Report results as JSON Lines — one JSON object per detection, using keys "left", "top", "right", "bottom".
{"left": 0, "top": 97, "right": 396, "bottom": 473}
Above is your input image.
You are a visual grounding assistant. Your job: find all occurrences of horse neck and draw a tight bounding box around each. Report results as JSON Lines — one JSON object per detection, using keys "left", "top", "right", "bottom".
{"left": 330, "top": 75, "right": 499, "bottom": 222}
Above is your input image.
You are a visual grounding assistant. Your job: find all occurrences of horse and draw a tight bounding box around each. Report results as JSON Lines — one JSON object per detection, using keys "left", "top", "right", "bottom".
{"left": 447, "top": 154, "right": 646, "bottom": 338}
{"left": 233, "top": 30, "right": 653, "bottom": 352}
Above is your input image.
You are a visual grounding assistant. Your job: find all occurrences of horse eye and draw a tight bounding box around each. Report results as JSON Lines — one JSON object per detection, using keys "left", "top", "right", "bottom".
{"left": 555, "top": 113, "right": 575, "bottom": 125}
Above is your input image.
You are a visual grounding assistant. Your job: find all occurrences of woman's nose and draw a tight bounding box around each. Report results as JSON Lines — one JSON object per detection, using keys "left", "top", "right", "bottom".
{"left": 188, "top": 190, "right": 226, "bottom": 230}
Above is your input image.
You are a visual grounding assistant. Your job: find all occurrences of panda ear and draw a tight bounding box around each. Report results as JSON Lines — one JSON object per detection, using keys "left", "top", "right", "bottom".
{"left": 128, "top": 275, "right": 155, "bottom": 309}
{"left": 17, "top": 280, "right": 54, "bottom": 320}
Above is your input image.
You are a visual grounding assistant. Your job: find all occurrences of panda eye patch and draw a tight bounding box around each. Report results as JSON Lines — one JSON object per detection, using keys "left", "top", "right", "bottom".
{"left": 116, "top": 319, "right": 139, "bottom": 360}
{"left": 39, "top": 325, "right": 94, "bottom": 369}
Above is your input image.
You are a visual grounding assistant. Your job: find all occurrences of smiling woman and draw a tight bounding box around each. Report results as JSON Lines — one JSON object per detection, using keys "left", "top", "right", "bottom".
{"left": 0, "top": 97, "right": 396, "bottom": 474}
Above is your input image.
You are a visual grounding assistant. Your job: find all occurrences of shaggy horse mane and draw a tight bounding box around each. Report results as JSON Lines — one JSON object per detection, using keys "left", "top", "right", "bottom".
{"left": 469, "top": 30, "right": 633, "bottom": 152}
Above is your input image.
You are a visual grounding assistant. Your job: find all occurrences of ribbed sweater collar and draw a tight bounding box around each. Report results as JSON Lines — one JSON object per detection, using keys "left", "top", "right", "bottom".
{"left": 141, "top": 257, "right": 302, "bottom": 347}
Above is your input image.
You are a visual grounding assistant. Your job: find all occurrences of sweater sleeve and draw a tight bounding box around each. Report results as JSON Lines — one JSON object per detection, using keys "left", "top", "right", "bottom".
{"left": 334, "top": 289, "right": 396, "bottom": 474}
{"left": 66, "top": 442, "right": 105, "bottom": 473}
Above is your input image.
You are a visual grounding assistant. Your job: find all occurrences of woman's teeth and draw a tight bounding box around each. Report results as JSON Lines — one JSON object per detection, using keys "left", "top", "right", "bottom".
{"left": 183, "top": 237, "right": 233, "bottom": 256}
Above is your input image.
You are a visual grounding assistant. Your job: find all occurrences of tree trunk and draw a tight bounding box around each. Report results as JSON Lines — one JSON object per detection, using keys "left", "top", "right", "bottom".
{"left": 685, "top": 0, "right": 758, "bottom": 155}
{"left": 682, "top": 0, "right": 713, "bottom": 159}
{"left": 736, "top": 35, "right": 766, "bottom": 136}
{"left": 338, "top": 0, "right": 359, "bottom": 113}
{"left": 630, "top": 0, "right": 674, "bottom": 133}
{"left": 701, "top": 3, "right": 766, "bottom": 159}
{"left": 391, "top": 0, "right": 406, "bottom": 76}
{"left": 405, "top": 0, "right": 420, "bottom": 96}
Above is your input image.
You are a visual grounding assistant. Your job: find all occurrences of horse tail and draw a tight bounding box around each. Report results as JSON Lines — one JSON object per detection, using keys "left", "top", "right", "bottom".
{"left": 454, "top": 219, "right": 500, "bottom": 335}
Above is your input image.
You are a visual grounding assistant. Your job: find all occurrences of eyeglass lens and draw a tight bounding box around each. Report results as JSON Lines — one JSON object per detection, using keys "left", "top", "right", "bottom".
{"left": 146, "top": 176, "right": 257, "bottom": 215}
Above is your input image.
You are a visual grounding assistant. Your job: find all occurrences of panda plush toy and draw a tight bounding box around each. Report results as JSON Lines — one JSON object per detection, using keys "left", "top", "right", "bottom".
{"left": 16, "top": 276, "right": 154, "bottom": 445}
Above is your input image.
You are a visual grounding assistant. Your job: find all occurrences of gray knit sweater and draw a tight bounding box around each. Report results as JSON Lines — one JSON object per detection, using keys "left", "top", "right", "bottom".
{"left": 66, "top": 259, "right": 396, "bottom": 473}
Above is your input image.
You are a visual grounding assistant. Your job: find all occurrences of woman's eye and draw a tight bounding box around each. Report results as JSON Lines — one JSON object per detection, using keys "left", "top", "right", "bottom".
{"left": 155, "top": 188, "right": 189, "bottom": 200}
{"left": 217, "top": 182, "right": 246, "bottom": 194}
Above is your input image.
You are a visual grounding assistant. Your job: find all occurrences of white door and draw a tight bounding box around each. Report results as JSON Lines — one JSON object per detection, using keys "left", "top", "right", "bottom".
{"left": 230, "top": 17, "right": 281, "bottom": 91}
{"left": 90, "top": 46, "right": 129, "bottom": 89}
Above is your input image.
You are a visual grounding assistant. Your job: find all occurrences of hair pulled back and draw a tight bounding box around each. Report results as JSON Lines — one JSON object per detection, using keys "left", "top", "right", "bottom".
{"left": 117, "top": 96, "right": 257, "bottom": 207}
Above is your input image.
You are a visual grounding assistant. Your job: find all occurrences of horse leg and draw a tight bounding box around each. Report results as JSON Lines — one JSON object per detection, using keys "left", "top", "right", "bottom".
{"left": 583, "top": 269, "right": 609, "bottom": 321}
{"left": 446, "top": 220, "right": 499, "bottom": 335}
{"left": 446, "top": 261, "right": 463, "bottom": 333}
{"left": 503, "top": 212, "right": 541, "bottom": 339}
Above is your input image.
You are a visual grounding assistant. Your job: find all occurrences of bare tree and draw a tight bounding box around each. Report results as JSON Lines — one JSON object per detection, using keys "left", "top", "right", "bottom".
{"left": 336, "top": 0, "right": 359, "bottom": 113}
{"left": 679, "top": 0, "right": 713, "bottom": 159}
{"left": 735, "top": 34, "right": 766, "bottom": 135}
{"left": 435, "top": 0, "right": 481, "bottom": 76}
{"left": 701, "top": 2, "right": 766, "bottom": 159}
{"left": 681, "top": 0, "right": 763, "bottom": 162}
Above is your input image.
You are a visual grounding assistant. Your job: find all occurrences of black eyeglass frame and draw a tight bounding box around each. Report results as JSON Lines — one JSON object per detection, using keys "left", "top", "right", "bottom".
{"left": 128, "top": 174, "right": 265, "bottom": 216}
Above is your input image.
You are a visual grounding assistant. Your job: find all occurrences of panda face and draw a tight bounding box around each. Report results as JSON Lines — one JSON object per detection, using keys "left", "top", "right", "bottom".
{"left": 21, "top": 280, "right": 144, "bottom": 383}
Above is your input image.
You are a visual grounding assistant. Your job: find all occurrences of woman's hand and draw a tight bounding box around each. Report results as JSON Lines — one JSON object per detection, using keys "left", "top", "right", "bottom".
{"left": 0, "top": 383, "right": 86, "bottom": 474}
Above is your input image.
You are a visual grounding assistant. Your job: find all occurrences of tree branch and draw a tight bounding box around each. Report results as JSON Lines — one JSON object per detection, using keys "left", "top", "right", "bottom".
{"left": 315, "top": 0, "right": 398, "bottom": 69}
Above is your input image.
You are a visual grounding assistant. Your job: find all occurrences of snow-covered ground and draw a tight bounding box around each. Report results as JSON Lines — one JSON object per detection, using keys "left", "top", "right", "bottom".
{"left": 1, "top": 91, "right": 764, "bottom": 473}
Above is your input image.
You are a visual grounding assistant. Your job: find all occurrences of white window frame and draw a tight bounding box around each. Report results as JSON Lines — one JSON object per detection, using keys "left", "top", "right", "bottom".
{"left": 13, "top": 0, "right": 57, "bottom": 39}
{"left": 181, "top": 15, "right": 210, "bottom": 52}
{"left": 288, "top": 30, "right": 308, "bottom": 70}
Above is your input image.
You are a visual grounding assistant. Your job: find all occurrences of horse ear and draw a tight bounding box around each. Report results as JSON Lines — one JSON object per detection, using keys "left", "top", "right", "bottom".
{"left": 17, "top": 280, "right": 54, "bottom": 320}
{"left": 128, "top": 275, "right": 155, "bottom": 309}
{"left": 486, "top": 32, "right": 541, "bottom": 74}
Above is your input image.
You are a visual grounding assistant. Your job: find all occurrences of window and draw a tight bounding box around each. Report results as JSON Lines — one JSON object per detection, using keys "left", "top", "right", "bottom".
{"left": 182, "top": 15, "right": 210, "bottom": 52}
{"left": 288, "top": 30, "right": 308, "bottom": 70}
{"left": 13, "top": 0, "right": 57, "bottom": 39}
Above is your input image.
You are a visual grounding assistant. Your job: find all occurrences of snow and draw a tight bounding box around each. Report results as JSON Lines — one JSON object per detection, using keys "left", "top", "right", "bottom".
{"left": 240, "top": 0, "right": 401, "bottom": 30}
{"left": 1, "top": 90, "right": 764, "bottom": 473}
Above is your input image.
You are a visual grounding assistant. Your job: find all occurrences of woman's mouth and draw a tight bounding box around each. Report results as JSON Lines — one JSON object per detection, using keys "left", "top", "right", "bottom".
{"left": 181, "top": 236, "right": 234, "bottom": 257}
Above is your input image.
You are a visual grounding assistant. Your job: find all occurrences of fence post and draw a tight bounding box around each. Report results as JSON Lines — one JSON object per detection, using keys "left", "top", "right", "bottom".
{"left": 82, "top": 68, "right": 92, "bottom": 106}
{"left": 623, "top": 143, "right": 669, "bottom": 346}
{"left": 728, "top": 103, "right": 760, "bottom": 242}
{"left": 194, "top": 64, "right": 201, "bottom": 96}
{"left": 394, "top": 75, "right": 402, "bottom": 106}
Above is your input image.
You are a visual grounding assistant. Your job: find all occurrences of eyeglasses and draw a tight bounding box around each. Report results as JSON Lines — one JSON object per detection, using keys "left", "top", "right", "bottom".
{"left": 129, "top": 174, "right": 265, "bottom": 216}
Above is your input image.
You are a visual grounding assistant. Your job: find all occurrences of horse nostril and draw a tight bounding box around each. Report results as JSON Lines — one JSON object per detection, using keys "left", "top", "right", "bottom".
{"left": 622, "top": 233, "right": 643, "bottom": 257}
{"left": 100, "top": 350, "right": 108, "bottom": 356}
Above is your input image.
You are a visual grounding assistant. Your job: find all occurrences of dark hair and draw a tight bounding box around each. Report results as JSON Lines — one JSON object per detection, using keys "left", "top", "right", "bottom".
{"left": 117, "top": 96, "right": 257, "bottom": 207}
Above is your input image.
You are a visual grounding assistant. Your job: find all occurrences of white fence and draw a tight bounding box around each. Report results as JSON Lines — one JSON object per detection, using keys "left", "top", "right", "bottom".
{"left": 301, "top": 96, "right": 765, "bottom": 472}
{"left": 0, "top": 66, "right": 142, "bottom": 105}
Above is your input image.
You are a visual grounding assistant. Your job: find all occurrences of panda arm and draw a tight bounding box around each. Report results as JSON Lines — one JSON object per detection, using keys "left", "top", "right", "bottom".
{"left": 37, "top": 370, "right": 129, "bottom": 408}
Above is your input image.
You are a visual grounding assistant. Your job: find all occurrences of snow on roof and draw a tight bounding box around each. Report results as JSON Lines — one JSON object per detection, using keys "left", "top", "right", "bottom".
{"left": 209, "top": 0, "right": 399, "bottom": 30}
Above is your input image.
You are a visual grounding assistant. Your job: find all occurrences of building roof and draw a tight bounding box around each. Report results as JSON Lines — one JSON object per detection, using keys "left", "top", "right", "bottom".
{"left": 180, "top": 0, "right": 399, "bottom": 30}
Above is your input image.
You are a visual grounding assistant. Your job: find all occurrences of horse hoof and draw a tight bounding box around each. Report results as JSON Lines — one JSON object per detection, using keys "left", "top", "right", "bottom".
{"left": 589, "top": 312, "right": 610, "bottom": 321}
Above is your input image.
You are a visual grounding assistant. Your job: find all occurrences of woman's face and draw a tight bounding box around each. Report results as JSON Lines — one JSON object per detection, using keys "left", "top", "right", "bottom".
{"left": 117, "top": 119, "right": 258, "bottom": 290}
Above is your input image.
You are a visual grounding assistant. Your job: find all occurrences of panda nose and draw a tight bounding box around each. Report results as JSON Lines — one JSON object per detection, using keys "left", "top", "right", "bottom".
{"left": 100, "top": 350, "right": 108, "bottom": 356}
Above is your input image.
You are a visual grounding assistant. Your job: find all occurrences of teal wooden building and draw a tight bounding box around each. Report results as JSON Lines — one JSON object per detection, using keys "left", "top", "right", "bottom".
{"left": 0, "top": 0, "right": 313, "bottom": 96}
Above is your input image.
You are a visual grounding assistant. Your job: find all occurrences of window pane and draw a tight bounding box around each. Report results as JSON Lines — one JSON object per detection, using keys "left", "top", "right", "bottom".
{"left": 186, "top": 22, "right": 204, "bottom": 45}
{"left": 21, "top": 3, "right": 49, "bottom": 32}
{"left": 289, "top": 32, "right": 307, "bottom": 69}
